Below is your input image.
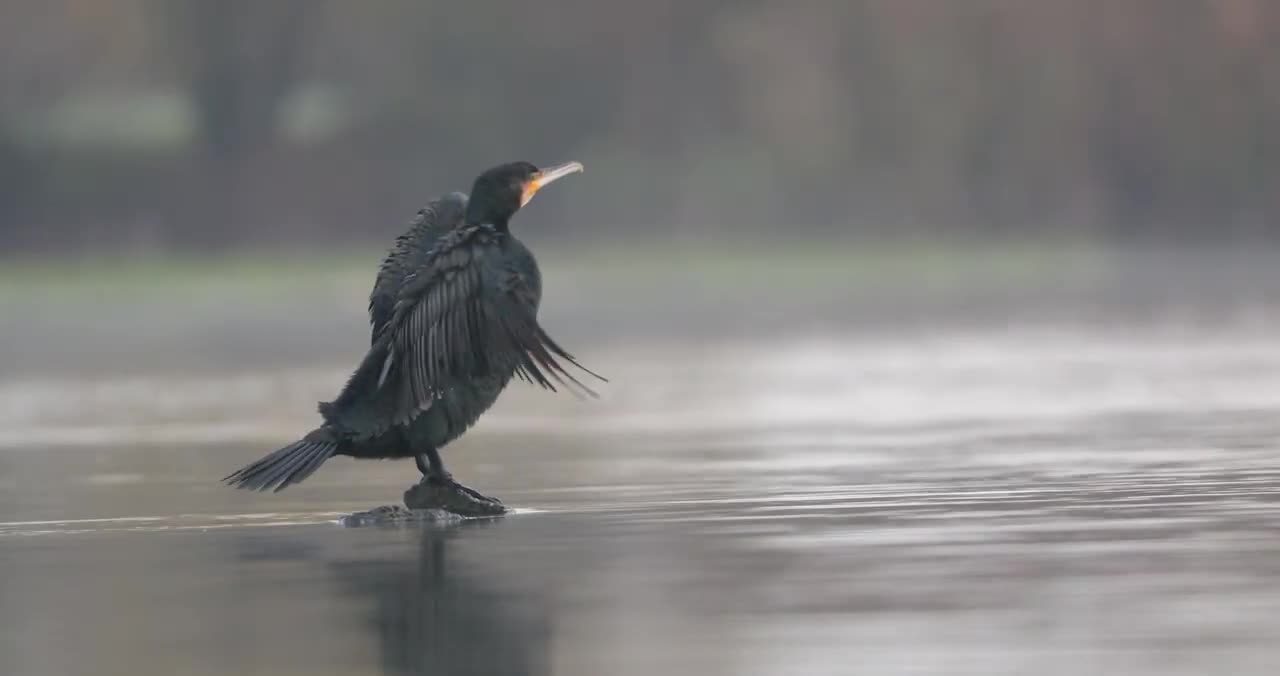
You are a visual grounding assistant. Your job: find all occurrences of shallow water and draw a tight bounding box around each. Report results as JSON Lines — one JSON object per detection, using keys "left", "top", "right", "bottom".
{"left": 5, "top": 312, "right": 1280, "bottom": 673}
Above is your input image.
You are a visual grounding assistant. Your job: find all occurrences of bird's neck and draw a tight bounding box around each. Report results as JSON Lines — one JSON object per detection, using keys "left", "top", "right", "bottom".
{"left": 463, "top": 214, "right": 510, "bottom": 233}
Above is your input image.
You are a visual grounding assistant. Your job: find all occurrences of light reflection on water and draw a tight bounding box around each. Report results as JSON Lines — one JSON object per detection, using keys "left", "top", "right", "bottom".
{"left": 2, "top": 325, "right": 1280, "bottom": 674}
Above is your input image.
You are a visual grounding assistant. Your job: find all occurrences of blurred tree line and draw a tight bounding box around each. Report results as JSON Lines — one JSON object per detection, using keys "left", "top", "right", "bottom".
{"left": 1, "top": 0, "right": 1278, "bottom": 253}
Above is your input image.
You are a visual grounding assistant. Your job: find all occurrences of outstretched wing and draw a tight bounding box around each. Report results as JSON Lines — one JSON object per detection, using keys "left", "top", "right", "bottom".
{"left": 321, "top": 225, "right": 604, "bottom": 439}
{"left": 367, "top": 192, "right": 468, "bottom": 342}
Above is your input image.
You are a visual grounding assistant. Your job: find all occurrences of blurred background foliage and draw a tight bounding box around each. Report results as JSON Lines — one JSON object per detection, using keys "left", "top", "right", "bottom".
{"left": 1, "top": 0, "right": 1278, "bottom": 256}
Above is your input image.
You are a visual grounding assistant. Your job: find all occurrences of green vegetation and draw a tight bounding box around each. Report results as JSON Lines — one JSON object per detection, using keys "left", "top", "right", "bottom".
{"left": 0, "top": 250, "right": 378, "bottom": 302}
{"left": 0, "top": 239, "right": 1111, "bottom": 304}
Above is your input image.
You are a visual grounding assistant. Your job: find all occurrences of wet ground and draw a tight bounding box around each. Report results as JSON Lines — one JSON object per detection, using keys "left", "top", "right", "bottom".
{"left": 4, "top": 249, "right": 1280, "bottom": 674}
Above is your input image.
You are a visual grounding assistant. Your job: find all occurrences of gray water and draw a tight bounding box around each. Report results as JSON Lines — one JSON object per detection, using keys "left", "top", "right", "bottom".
{"left": 5, "top": 255, "right": 1280, "bottom": 675}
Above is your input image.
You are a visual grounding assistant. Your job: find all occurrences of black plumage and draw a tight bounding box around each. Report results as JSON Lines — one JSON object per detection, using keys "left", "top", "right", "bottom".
{"left": 224, "top": 161, "right": 601, "bottom": 495}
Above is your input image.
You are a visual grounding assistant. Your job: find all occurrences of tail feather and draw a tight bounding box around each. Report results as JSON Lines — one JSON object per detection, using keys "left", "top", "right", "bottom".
{"left": 223, "top": 432, "right": 338, "bottom": 492}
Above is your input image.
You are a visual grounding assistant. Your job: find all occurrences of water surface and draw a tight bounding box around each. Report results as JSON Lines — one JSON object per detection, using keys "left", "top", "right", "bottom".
{"left": 4, "top": 272, "right": 1280, "bottom": 674}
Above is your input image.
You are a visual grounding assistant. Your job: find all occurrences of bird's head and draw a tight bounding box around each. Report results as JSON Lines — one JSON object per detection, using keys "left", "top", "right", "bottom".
{"left": 464, "top": 160, "right": 584, "bottom": 228}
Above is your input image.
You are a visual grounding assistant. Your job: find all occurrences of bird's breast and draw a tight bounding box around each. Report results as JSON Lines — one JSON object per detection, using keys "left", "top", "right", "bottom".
{"left": 502, "top": 237, "right": 543, "bottom": 308}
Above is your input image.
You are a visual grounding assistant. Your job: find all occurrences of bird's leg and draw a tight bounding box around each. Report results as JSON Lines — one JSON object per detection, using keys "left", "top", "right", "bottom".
{"left": 416, "top": 448, "right": 452, "bottom": 483}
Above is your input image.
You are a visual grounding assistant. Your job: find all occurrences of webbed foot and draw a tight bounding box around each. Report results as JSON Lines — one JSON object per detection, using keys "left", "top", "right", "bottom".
{"left": 410, "top": 449, "right": 506, "bottom": 517}
{"left": 404, "top": 472, "right": 506, "bottom": 517}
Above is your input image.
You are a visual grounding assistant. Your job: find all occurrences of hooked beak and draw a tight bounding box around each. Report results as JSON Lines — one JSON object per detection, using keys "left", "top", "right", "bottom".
{"left": 522, "top": 161, "right": 584, "bottom": 206}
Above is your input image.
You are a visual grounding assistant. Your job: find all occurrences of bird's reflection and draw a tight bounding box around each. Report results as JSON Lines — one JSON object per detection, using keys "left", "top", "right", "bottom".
{"left": 330, "top": 522, "right": 553, "bottom": 676}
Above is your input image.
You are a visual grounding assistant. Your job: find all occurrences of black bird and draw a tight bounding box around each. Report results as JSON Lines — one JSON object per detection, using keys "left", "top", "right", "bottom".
{"left": 224, "top": 161, "right": 602, "bottom": 501}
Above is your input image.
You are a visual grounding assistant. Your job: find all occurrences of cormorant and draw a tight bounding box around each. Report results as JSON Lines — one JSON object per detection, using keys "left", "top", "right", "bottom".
{"left": 223, "top": 161, "right": 602, "bottom": 504}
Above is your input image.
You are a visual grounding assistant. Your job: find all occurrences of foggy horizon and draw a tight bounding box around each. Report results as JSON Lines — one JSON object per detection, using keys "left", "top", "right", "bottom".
{"left": 4, "top": 1, "right": 1280, "bottom": 255}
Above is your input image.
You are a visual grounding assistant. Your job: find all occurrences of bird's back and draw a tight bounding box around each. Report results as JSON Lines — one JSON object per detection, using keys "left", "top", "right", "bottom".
{"left": 367, "top": 191, "right": 469, "bottom": 342}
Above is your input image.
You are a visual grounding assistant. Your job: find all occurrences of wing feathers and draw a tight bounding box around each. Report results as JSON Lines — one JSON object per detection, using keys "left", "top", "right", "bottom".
{"left": 326, "top": 224, "right": 605, "bottom": 436}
